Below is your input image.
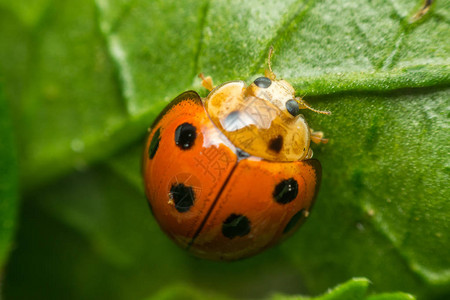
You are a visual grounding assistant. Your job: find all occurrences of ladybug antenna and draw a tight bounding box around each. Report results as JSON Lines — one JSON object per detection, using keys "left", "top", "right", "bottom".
{"left": 295, "top": 97, "right": 331, "bottom": 115}
{"left": 265, "top": 46, "right": 277, "bottom": 80}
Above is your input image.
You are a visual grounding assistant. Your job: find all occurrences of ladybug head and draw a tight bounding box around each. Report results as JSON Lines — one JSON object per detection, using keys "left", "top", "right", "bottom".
{"left": 246, "top": 47, "right": 331, "bottom": 118}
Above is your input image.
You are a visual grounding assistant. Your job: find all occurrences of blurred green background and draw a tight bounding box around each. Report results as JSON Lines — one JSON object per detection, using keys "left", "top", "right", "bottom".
{"left": 0, "top": 0, "right": 449, "bottom": 299}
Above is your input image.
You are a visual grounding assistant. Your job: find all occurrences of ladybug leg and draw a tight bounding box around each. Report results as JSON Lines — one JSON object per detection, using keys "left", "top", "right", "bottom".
{"left": 310, "top": 129, "right": 328, "bottom": 144}
{"left": 199, "top": 73, "right": 215, "bottom": 91}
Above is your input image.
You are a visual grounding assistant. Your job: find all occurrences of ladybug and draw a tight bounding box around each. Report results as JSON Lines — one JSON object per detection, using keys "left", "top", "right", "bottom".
{"left": 143, "top": 48, "right": 330, "bottom": 260}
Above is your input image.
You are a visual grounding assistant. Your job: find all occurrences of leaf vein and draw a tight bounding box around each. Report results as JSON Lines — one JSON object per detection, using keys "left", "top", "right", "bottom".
{"left": 192, "top": 0, "right": 211, "bottom": 82}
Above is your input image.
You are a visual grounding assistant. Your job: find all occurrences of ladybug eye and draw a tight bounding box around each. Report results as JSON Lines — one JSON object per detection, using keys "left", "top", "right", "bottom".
{"left": 254, "top": 77, "right": 272, "bottom": 88}
{"left": 286, "top": 99, "right": 300, "bottom": 116}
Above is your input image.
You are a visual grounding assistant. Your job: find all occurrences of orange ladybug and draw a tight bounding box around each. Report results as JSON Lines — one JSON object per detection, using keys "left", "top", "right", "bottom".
{"left": 143, "top": 48, "right": 330, "bottom": 260}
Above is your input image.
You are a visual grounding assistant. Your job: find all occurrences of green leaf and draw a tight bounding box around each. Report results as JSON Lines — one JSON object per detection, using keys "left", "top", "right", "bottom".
{"left": 271, "top": 278, "right": 369, "bottom": 300}
{"left": 1, "top": 0, "right": 449, "bottom": 299}
{"left": 272, "top": 278, "right": 415, "bottom": 300}
{"left": 147, "top": 278, "right": 416, "bottom": 300}
{"left": 0, "top": 86, "right": 19, "bottom": 267}
{"left": 0, "top": 0, "right": 51, "bottom": 27}
{"left": 145, "top": 284, "right": 232, "bottom": 300}
{"left": 366, "top": 293, "right": 416, "bottom": 300}
{"left": 0, "top": 0, "right": 132, "bottom": 189}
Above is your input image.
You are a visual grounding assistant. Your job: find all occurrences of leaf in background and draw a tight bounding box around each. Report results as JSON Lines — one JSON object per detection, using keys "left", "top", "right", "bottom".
{"left": 272, "top": 278, "right": 415, "bottom": 300}
{"left": 0, "top": 0, "right": 132, "bottom": 189}
{"left": 0, "top": 0, "right": 51, "bottom": 27}
{"left": 272, "top": 278, "right": 370, "bottom": 300}
{"left": 1, "top": 0, "right": 449, "bottom": 299}
{"left": 145, "top": 284, "right": 231, "bottom": 300}
{"left": 198, "top": 0, "right": 449, "bottom": 93}
{"left": 0, "top": 87, "right": 19, "bottom": 267}
{"left": 144, "top": 278, "right": 416, "bottom": 300}
{"left": 97, "top": 0, "right": 209, "bottom": 114}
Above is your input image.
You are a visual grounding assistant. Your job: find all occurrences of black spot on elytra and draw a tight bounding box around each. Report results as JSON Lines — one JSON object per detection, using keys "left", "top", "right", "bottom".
{"left": 222, "top": 214, "right": 251, "bottom": 239}
{"left": 283, "top": 209, "right": 306, "bottom": 234}
{"left": 170, "top": 183, "right": 195, "bottom": 212}
{"left": 175, "top": 123, "right": 197, "bottom": 150}
{"left": 254, "top": 76, "right": 272, "bottom": 88}
{"left": 268, "top": 135, "right": 283, "bottom": 153}
{"left": 148, "top": 128, "right": 161, "bottom": 159}
{"left": 273, "top": 178, "right": 298, "bottom": 204}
